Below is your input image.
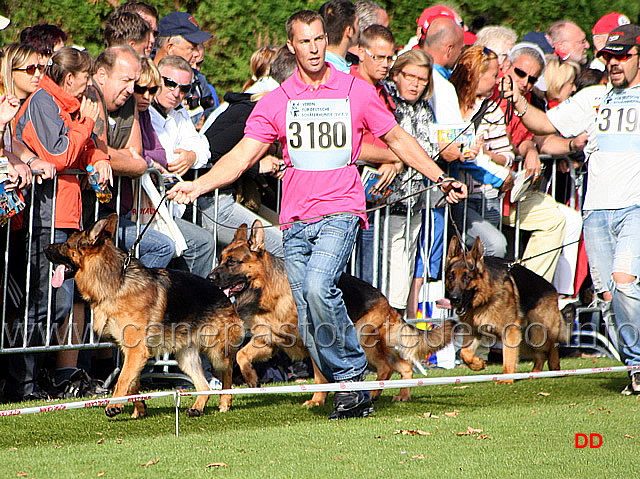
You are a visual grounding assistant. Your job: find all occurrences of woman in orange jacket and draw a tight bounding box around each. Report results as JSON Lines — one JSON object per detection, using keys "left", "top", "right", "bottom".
{"left": 6, "top": 47, "right": 112, "bottom": 402}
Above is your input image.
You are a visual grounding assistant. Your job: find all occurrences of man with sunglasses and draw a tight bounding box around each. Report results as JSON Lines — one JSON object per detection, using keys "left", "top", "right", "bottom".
{"left": 491, "top": 43, "right": 569, "bottom": 284}
{"left": 505, "top": 24, "right": 640, "bottom": 395}
{"left": 149, "top": 55, "right": 210, "bottom": 176}
{"left": 169, "top": 10, "right": 466, "bottom": 420}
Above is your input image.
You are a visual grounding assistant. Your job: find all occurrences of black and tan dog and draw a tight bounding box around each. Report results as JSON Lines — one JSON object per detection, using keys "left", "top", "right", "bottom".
{"left": 445, "top": 236, "right": 571, "bottom": 381}
{"left": 44, "top": 214, "right": 243, "bottom": 418}
{"left": 209, "top": 220, "right": 454, "bottom": 405}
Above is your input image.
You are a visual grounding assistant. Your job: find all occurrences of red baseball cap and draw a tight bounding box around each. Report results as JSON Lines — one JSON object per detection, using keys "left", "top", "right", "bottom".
{"left": 592, "top": 12, "right": 630, "bottom": 36}
{"left": 416, "top": 5, "right": 476, "bottom": 45}
{"left": 597, "top": 24, "right": 640, "bottom": 56}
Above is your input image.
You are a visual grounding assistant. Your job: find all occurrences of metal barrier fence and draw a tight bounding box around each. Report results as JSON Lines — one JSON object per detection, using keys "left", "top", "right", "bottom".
{"left": 0, "top": 155, "right": 619, "bottom": 372}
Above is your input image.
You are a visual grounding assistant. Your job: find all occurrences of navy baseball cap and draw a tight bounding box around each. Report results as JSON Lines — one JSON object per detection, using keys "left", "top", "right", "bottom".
{"left": 520, "top": 31, "right": 554, "bottom": 54}
{"left": 598, "top": 24, "right": 640, "bottom": 56}
{"left": 158, "top": 12, "right": 212, "bottom": 44}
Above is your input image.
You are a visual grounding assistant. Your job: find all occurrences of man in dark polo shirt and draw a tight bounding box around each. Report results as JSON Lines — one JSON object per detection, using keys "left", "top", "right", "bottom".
{"left": 89, "top": 45, "right": 213, "bottom": 276}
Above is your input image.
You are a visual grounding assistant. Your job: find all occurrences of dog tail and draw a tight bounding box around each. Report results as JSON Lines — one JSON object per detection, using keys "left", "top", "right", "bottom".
{"left": 559, "top": 302, "right": 576, "bottom": 344}
{"left": 387, "top": 315, "right": 455, "bottom": 364}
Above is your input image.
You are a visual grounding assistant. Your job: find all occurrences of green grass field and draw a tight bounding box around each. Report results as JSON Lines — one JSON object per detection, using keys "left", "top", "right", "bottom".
{"left": 1, "top": 357, "right": 638, "bottom": 479}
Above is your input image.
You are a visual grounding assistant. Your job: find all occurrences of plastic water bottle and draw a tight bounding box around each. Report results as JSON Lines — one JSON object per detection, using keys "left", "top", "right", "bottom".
{"left": 86, "top": 165, "right": 112, "bottom": 203}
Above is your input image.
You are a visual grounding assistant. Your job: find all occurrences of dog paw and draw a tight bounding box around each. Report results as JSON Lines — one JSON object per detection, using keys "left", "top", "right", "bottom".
{"left": 186, "top": 408, "right": 203, "bottom": 417}
{"left": 392, "top": 394, "right": 410, "bottom": 402}
{"left": 105, "top": 406, "right": 123, "bottom": 417}
{"left": 496, "top": 379, "right": 514, "bottom": 385}
{"left": 302, "top": 399, "right": 324, "bottom": 407}
{"left": 131, "top": 403, "right": 147, "bottom": 419}
{"left": 468, "top": 358, "right": 486, "bottom": 371}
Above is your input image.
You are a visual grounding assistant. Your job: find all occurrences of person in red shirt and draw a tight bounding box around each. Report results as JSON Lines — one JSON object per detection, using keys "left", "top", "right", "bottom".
{"left": 491, "top": 43, "right": 569, "bottom": 283}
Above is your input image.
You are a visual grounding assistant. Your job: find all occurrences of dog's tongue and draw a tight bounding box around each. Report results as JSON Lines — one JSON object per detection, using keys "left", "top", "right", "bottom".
{"left": 52, "top": 265, "right": 66, "bottom": 288}
{"left": 222, "top": 288, "right": 231, "bottom": 297}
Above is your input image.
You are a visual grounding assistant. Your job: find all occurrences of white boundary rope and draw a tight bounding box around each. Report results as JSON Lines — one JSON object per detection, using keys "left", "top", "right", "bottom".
{"left": 179, "top": 365, "right": 640, "bottom": 397}
{"left": 1, "top": 365, "right": 638, "bottom": 437}
{"left": 0, "top": 391, "right": 174, "bottom": 417}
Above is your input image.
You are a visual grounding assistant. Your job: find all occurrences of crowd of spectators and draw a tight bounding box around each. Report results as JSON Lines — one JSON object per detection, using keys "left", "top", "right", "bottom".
{"left": 0, "top": 2, "right": 639, "bottom": 402}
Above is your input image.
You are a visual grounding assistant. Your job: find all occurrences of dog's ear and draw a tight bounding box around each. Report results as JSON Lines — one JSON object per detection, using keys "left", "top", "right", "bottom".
{"left": 249, "top": 220, "right": 265, "bottom": 252}
{"left": 447, "top": 236, "right": 462, "bottom": 260}
{"left": 233, "top": 224, "right": 249, "bottom": 242}
{"left": 470, "top": 236, "right": 484, "bottom": 263}
{"left": 88, "top": 214, "right": 118, "bottom": 244}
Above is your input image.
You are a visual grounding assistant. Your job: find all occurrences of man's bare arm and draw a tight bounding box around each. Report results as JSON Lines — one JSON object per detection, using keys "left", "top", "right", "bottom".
{"left": 359, "top": 142, "right": 401, "bottom": 164}
{"left": 381, "top": 125, "right": 445, "bottom": 182}
{"left": 381, "top": 125, "right": 467, "bottom": 203}
{"left": 501, "top": 78, "right": 559, "bottom": 135}
{"left": 109, "top": 108, "right": 147, "bottom": 177}
{"left": 168, "top": 137, "right": 270, "bottom": 204}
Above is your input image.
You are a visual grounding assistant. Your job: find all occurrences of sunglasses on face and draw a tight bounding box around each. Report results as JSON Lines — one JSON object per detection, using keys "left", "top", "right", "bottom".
{"left": 513, "top": 67, "right": 539, "bottom": 85}
{"left": 600, "top": 51, "right": 639, "bottom": 63}
{"left": 13, "top": 64, "right": 45, "bottom": 75}
{"left": 162, "top": 76, "right": 192, "bottom": 95}
{"left": 481, "top": 46, "right": 497, "bottom": 58}
{"left": 134, "top": 84, "right": 160, "bottom": 95}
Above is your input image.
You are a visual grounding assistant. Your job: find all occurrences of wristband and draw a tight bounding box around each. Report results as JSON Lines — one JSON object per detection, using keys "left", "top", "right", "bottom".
{"left": 515, "top": 101, "right": 528, "bottom": 118}
{"left": 27, "top": 157, "right": 38, "bottom": 167}
{"left": 568, "top": 139, "right": 574, "bottom": 152}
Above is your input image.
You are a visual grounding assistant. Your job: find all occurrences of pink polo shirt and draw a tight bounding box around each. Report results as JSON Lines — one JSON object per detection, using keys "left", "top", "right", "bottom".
{"left": 245, "top": 65, "right": 397, "bottom": 228}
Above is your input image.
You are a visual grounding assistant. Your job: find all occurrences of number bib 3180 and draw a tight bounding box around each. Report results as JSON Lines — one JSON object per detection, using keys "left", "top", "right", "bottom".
{"left": 286, "top": 98, "right": 352, "bottom": 171}
{"left": 596, "top": 87, "right": 640, "bottom": 152}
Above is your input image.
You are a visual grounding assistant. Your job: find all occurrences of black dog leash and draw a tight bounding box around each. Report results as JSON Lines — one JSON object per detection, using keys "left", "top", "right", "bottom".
{"left": 191, "top": 178, "right": 460, "bottom": 232}
{"left": 122, "top": 192, "right": 170, "bottom": 273}
{"left": 509, "top": 238, "right": 583, "bottom": 268}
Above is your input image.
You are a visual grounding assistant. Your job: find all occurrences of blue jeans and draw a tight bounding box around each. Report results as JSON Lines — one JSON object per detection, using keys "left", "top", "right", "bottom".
{"left": 414, "top": 207, "right": 445, "bottom": 279}
{"left": 172, "top": 218, "right": 215, "bottom": 278}
{"left": 282, "top": 214, "right": 368, "bottom": 382}
{"left": 354, "top": 210, "right": 379, "bottom": 286}
{"left": 116, "top": 216, "right": 175, "bottom": 269}
{"left": 583, "top": 206, "right": 640, "bottom": 366}
{"left": 198, "top": 192, "right": 283, "bottom": 257}
{"left": 452, "top": 197, "right": 507, "bottom": 258}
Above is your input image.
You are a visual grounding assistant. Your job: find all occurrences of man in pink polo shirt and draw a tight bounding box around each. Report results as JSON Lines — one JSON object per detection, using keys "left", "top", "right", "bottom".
{"left": 169, "top": 10, "right": 466, "bottom": 420}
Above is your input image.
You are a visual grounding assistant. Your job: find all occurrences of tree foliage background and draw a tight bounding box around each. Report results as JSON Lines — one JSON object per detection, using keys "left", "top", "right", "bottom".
{"left": 1, "top": 0, "right": 638, "bottom": 94}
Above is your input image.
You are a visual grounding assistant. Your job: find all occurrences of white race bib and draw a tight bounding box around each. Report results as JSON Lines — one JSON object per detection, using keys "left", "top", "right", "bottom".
{"left": 285, "top": 98, "right": 352, "bottom": 171}
{"left": 596, "top": 87, "right": 640, "bottom": 152}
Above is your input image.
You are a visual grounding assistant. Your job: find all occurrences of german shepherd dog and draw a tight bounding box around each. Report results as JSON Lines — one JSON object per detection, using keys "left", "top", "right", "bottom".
{"left": 209, "top": 220, "right": 454, "bottom": 405}
{"left": 445, "top": 236, "right": 571, "bottom": 381}
{"left": 43, "top": 214, "right": 243, "bottom": 418}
